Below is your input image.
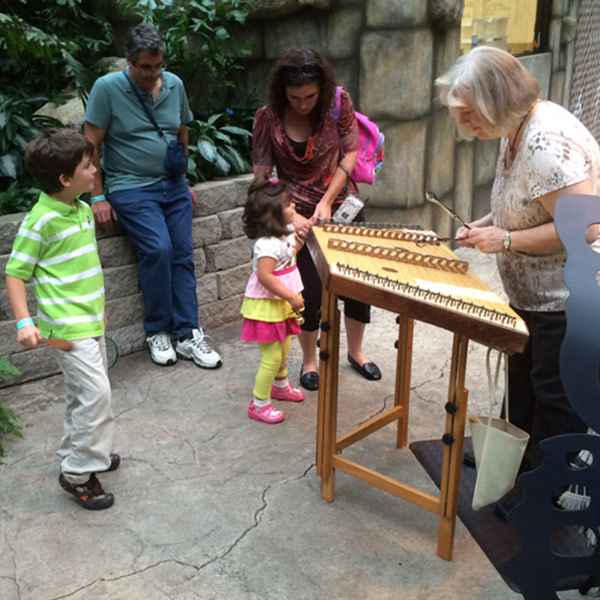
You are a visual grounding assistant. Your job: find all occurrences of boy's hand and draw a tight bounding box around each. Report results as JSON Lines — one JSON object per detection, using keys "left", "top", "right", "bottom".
{"left": 289, "top": 293, "right": 305, "bottom": 312}
{"left": 17, "top": 324, "right": 43, "bottom": 348}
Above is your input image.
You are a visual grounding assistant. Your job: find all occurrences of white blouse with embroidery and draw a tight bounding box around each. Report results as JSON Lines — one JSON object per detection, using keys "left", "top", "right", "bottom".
{"left": 491, "top": 101, "right": 600, "bottom": 311}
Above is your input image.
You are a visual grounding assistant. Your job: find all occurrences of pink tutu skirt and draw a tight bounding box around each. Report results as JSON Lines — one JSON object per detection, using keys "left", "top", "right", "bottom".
{"left": 241, "top": 318, "right": 301, "bottom": 344}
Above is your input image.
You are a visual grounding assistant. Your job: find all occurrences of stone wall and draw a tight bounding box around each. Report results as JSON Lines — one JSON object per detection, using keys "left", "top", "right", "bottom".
{"left": 1, "top": 1, "right": 581, "bottom": 386}
{"left": 242, "top": 0, "right": 578, "bottom": 229}
{"left": 0, "top": 175, "right": 253, "bottom": 386}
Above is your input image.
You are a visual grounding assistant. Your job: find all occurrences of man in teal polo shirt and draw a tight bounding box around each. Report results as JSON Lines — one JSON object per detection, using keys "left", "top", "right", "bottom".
{"left": 84, "top": 23, "right": 222, "bottom": 369}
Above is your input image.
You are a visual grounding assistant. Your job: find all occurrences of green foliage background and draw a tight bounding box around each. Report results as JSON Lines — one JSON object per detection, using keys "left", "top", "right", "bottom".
{"left": 0, "top": 0, "right": 257, "bottom": 215}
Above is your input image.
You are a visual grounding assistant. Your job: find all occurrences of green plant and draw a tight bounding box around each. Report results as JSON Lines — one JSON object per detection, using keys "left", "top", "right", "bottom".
{"left": 0, "top": 357, "right": 22, "bottom": 459}
{"left": 187, "top": 111, "right": 252, "bottom": 182}
{"left": 0, "top": 181, "right": 39, "bottom": 216}
{"left": 0, "top": 1, "right": 113, "bottom": 100}
{"left": 0, "top": 88, "right": 64, "bottom": 182}
{"left": 121, "top": 0, "right": 254, "bottom": 112}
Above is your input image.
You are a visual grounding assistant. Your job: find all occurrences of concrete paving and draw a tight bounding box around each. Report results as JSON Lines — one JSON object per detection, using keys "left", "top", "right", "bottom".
{"left": 0, "top": 250, "right": 583, "bottom": 600}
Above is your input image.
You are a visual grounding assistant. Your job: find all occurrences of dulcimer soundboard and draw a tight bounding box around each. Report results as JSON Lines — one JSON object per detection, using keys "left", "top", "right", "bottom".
{"left": 309, "top": 223, "right": 528, "bottom": 353}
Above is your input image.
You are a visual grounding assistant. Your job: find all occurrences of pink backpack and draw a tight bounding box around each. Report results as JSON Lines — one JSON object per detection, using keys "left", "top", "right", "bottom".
{"left": 332, "top": 86, "right": 385, "bottom": 185}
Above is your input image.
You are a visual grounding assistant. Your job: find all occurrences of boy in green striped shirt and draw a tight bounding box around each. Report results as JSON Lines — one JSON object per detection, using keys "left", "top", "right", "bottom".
{"left": 5, "top": 129, "right": 117, "bottom": 510}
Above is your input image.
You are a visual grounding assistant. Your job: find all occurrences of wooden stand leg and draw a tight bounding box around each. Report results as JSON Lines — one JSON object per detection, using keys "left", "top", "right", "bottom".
{"left": 437, "top": 333, "right": 469, "bottom": 561}
{"left": 319, "top": 289, "right": 341, "bottom": 502}
{"left": 394, "top": 314, "right": 414, "bottom": 449}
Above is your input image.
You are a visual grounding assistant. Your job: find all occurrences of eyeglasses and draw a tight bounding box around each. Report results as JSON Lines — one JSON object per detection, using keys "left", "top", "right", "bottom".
{"left": 133, "top": 61, "right": 165, "bottom": 74}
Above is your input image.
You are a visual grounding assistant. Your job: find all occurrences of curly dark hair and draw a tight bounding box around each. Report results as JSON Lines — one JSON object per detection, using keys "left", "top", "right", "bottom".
{"left": 268, "top": 48, "right": 336, "bottom": 128}
{"left": 243, "top": 178, "right": 291, "bottom": 240}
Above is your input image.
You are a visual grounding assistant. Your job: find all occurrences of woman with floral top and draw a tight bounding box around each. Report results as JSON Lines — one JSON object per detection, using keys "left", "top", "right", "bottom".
{"left": 437, "top": 46, "right": 600, "bottom": 479}
{"left": 252, "top": 48, "right": 382, "bottom": 391}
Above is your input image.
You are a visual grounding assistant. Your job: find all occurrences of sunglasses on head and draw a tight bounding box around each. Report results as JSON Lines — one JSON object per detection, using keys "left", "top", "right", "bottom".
{"left": 281, "top": 64, "right": 321, "bottom": 76}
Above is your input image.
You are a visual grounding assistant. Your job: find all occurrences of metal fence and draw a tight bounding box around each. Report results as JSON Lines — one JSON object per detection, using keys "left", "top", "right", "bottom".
{"left": 570, "top": 0, "right": 600, "bottom": 141}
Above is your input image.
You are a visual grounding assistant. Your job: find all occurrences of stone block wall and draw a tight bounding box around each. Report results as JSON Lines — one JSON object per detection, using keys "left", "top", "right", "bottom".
{"left": 0, "top": 175, "right": 253, "bottom": 387}
{"left": 242, "top": 0, "right": 577, "bottom": 229}
{"left": 242, "top": 0, "right": 489, "bottom": 235}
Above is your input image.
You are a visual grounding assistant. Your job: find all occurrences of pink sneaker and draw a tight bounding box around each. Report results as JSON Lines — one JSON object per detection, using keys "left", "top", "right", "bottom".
{"left": 248, "top": 400, "right": 285, "bottom": 424}
{"left": 271, "top": 383, "right": 305, "bottom": 403}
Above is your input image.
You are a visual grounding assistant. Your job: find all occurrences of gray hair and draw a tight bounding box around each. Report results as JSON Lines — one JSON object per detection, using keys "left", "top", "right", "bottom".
{"left": 126, "top": 23, "right": 164, "bottom": 62}
{"left": 436, "top": 46, "right": 540, "bottom": 135}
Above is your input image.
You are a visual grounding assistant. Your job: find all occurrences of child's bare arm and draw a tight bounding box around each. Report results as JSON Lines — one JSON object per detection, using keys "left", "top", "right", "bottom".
{"left": 256, "top": 257, "right": 304, "bottom": 312}
{"left": 6, "top": 275, "right": 42, "bottom": 348}
{"left": 293, "top": 232, "right": 305, "bottom": 253}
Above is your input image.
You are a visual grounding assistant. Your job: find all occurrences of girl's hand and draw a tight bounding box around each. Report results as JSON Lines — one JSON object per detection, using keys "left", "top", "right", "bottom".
{"left": 17, "top": 324, "right": 43, "bottom": 348}
{"left": 293, "top": 213, "right": 312, "bottom": 240}
{"left": 312, "top": 201, "right": 331, "bottom": 224}
{"left": 289, "top": 293, "right": 305, "bottom": 312}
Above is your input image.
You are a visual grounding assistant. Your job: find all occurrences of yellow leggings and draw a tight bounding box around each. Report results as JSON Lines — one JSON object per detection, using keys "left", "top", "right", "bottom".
{"left": 253, "top": 336, "right": 291, "bottom": 401}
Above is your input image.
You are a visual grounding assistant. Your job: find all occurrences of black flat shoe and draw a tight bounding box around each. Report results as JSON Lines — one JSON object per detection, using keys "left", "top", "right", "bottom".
{"left": 300, "top": 366, "right": 319, "bottom": 391}
{"left": 347, "top": 354, "right": 382, "bottom": 381}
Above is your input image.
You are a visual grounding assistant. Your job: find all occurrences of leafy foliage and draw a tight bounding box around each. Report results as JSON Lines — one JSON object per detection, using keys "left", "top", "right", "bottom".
{"left": 0, "top": 182, "right": 39, "bottom": 216}
{"left": 120, "top": 0, "right": 254, "bottom": 112}
{"left": 188, "top": 111, "right": 252, "bottom": 182}
{"left": 0, "top": 0, "right": 257, "bottom": 214}
{"left": 0, "top": 358, "right": 22, "bottom": 460}
{"left": 0, "top": 1, "right": 113, "bottom": 100}
{"left": 0, "top": 89, "right": 64, "bottom": 181}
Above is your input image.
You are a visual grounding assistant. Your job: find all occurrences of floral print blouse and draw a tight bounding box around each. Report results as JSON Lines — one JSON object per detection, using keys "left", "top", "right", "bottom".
{"left": 492, "top": 101, "right": 600, "bottom": 311}
{"left": 251, "top": 89, "right": 359, "bottom": 218}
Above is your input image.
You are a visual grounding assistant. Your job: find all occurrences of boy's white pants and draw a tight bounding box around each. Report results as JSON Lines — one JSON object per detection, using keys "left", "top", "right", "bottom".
{"left": 54, "top": 337, "right": 114, "bottom": 484}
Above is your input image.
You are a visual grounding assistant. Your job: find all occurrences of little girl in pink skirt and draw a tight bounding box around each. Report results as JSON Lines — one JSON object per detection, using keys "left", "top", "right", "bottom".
{"left": 240, "top": 179, "right": 306, "bottom": 424}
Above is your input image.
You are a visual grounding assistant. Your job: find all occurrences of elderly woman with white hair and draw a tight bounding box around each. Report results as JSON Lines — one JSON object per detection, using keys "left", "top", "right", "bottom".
{"left": 436, "top": 46, "right": 600, "bottom": 481}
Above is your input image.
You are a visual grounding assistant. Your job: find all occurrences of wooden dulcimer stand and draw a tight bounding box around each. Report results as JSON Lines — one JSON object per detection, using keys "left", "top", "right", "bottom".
{"left": 308, "top": 223, "right": 528, "bottom": 560}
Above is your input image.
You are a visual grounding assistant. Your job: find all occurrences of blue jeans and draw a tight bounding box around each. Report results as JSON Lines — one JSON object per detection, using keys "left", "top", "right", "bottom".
{"left": 109, "top": 178, "right": 198, "bottom": 338}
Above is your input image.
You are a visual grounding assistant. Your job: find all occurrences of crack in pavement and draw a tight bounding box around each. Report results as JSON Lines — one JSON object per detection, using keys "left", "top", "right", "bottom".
{"left": 3, "top": 531, "right": 21, "bottom": 600}
{"left": 2, "top": 451, "right": 42, "bottom": 468}
{"left": 410, "top": 358, "right": 449, "bottom": 394}
{"left": 357, "top": 393, "right": 392, "bottom": 427}
{"left": 115, "top": 377, "right": 156, "bottom": 420}
{"left": 185, "top": 462, "right": 316, "bottom": 583}
{"left": 46, "top": 559, "right": 200, "bottom": 600}
{"left": 46, "top": 463, "right": 316, "bottom": 600}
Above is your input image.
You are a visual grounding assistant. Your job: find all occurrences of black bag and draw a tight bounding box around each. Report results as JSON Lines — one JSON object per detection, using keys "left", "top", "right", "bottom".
{"left": 124, "top": 72, "right": 187, "bottom": 178}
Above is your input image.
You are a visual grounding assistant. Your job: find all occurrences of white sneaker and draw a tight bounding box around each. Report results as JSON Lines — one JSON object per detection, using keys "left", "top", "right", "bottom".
{"left": 176, "top": 328, "right": 223, "bottom": 369}
{"left": 146, "top": 332, "right": 177, "bottom": 366}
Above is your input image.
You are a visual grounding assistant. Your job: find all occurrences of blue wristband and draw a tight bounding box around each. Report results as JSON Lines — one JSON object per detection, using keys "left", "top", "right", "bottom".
{"left": 90, "top": 194, "right": 106, "bottom": 205}
{"left": 16, "top": 317, "right": 34, "bottom": 330}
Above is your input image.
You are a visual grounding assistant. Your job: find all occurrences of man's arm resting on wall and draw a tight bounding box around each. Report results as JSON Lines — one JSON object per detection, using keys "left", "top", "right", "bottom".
{"left": 83, "top": 122, "right": 117, "bottom": 226}
{"left": 178, "top": 125, "right": 197, "bottom": 205}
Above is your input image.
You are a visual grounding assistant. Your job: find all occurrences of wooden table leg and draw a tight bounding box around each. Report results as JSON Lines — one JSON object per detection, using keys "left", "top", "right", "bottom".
{"left": 320, "top": 288, "right": 341, "bottom": 502}
{"left": 316, "top": 288, "right": 330, "bottom": 476}
{"left": 394, "top": 314, "right": 414, "bottom": 449}
{"left": 437, "top": 333, "right": 469, "bottom": 561}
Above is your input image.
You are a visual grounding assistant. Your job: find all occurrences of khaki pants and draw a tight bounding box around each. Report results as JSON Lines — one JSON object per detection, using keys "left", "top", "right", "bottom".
{"left": 54, "top": 337, "right": 114, "bottom": 484}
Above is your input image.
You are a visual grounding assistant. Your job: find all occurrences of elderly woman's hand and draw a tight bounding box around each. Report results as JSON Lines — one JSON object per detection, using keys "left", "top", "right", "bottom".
{"left": 455, "top": 225, "right": 474, "bottom": 245}
{"left": 460, "top": 226, "right": 506, "bottom": 253}
{"left": 293, "top": 213, "right": 312, "bottom": 240}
